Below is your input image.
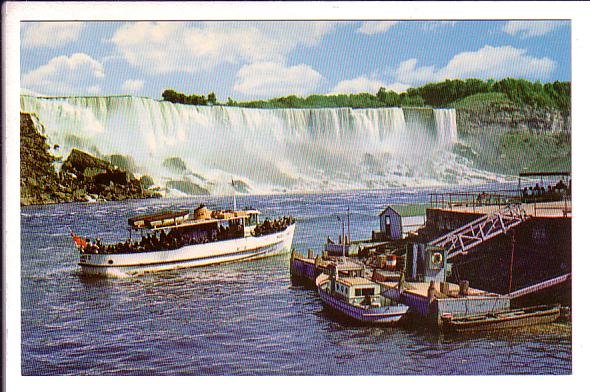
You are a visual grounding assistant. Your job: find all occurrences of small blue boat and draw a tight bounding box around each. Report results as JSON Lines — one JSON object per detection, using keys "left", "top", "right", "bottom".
{"left": 316, "top": 264, "right": 409, "bottom": 324}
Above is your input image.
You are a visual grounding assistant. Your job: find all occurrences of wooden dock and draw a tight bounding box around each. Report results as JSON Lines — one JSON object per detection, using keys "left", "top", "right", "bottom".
{"left": 381, "top": 281, "right": 509, "bottom": 323}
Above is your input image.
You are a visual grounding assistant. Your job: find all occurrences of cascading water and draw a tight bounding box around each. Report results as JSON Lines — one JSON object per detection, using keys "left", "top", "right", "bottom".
{"left": 434, "top": 108, "right": 458, "bottom": 146}
{"left": 20, "top": 95, "right": 500, "bottom": 195}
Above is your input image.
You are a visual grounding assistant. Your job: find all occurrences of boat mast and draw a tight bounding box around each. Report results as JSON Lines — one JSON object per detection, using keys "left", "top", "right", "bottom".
{"left": 338, "top": 216, "right": 346, "bottom": 260}
{"left": 231, "top": 178, "right": 237, "bottom": 211}
{"left": 508, "top": 232, "right": 516, "bottom": 294}
{"left": 347, "top": 206, "right": 351, "bottom": 244}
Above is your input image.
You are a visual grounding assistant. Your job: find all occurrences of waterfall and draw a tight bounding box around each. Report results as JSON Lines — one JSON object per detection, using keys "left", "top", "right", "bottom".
{"left": 434, "top": 108, "right": 458, "bottom": 146}
{"left": 20, "top": 95, "right": 498, "bottom": 194}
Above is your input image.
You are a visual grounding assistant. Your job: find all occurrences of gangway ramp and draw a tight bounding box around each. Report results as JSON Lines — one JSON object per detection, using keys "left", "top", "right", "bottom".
{"left": 429, "top": 204, "right": 529, "bottom": 260}
{"left": 507, "top": 273, "right": 571, "bottom": 300}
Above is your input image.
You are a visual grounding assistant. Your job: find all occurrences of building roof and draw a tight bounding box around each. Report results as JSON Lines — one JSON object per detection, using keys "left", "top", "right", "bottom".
{"left": 379, "top": 205, "right": 401, "bottom": 217}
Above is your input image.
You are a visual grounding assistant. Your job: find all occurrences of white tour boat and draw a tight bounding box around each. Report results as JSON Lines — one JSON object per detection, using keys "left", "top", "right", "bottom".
{"left": 73, "top": 205, "right": 295, "bottom": 277}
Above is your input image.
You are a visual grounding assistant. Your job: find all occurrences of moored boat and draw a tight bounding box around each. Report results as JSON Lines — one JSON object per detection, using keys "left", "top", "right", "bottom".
{"left": 440, "top": 304, "right": 562, "bottom": 333}
{"left": 315, "top": 262, "right": 409, "bottom": 324}
{"left": 73, "top": 204, "right": 295, "bottom": 277}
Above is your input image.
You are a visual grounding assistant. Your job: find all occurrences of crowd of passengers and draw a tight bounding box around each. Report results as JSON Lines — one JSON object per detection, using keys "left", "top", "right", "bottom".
{"left": 521, "top": 178, "right": 571, "bottom": 202}
{"left": 82, "top": 229, "right": 192, "bottom": 254}
{"left": 252, "top": 216, "right": 294, "bottom": 236}
{"left": 81, "top": 216, "right": 295, "bottom": 254}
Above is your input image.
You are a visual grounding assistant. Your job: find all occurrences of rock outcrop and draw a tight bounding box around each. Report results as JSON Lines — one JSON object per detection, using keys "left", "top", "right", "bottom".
{"left": 457, "top": 103, "right": 570, "bottom": 135}
{"left": 20, "top": 112, "right": 161, "bottom": 206}
{"left": 454, "top": 102, "right": 571, "bottom": 174}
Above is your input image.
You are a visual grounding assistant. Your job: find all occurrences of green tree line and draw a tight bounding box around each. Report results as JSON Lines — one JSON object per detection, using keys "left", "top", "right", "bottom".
{"left": 162, "top": 89, "right": 217, "bottom": 105}
{"left": 161, "top": 78, "right": 570, "bottom": 114}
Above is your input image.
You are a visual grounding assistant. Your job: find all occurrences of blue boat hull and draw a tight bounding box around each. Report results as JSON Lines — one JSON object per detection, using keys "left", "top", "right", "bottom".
{"left": 317, "top": 285, "right": 409, "bottom": 324}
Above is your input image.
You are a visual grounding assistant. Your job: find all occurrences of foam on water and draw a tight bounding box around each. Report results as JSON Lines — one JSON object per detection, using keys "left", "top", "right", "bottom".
{"left": 20, "top": 95, "right": 501, "bottom": 194}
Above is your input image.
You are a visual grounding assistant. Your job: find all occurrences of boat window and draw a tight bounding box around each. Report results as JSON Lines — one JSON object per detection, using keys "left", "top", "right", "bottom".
{"left": 355, "top": 288, "right": 375, "bottom": 296}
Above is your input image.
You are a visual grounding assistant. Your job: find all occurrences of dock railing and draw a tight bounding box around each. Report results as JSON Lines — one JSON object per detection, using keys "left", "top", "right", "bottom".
{"left": 429, "top": 190, "right": 571, "bottom": 217}
{"left": 429, "top": 190, "right": 522, "bottom": 212}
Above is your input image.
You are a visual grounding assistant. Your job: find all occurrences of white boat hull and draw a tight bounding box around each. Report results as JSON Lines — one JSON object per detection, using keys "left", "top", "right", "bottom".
{"left": 79, "top": 224, "right": 295, "bottom": 277}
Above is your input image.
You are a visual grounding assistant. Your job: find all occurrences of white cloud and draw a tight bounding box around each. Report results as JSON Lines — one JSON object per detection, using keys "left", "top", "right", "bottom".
{"left": 422, "top": 21, "right": 457, "bottom": 31}
{"left": 22, "top": 22, "right": 84, "bottom": 48}
{"left": 392, "top": 45, "right": 555, "bottom": 85}
{"left": 20, "top": 88, "right": 43, "bottom": 97}
{"left": 357, "top": 21, "right": 399, "bottom": 35}
{"left": 122, "top": 79, "right": 145, "bottom": 93}
{"left": 503, "top": 21, "right": 563, "bottom": 38}
{"left": 234, "top": 62, "right": 323, "bottom": 98}
{"left": 330, "top": 76, "right": 409, "bottom": 95}
{"left": 111, "top": 21, "right": 337, "bottom": 74}
{"left": 393, "top": 59, "right": 437, "bottom": 85}
{"left": 22, "top": 53, "right": 105, "bottom": 96}
{"left": 87, "top": 85, "right": 101, "bottom": 94}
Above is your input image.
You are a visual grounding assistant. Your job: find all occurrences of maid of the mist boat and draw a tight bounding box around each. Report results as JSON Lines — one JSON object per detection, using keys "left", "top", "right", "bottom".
{"left": 316, "top": 262, "right": 409, "bottom": 324}
{"left": 73, "top": 204, "right": 295, "bottom": 277}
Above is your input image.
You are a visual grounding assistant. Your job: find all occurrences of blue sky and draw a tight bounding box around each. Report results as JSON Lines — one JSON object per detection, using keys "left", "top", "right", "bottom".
{"left": 20, "top": 20, "right": 570, "bottom": 101}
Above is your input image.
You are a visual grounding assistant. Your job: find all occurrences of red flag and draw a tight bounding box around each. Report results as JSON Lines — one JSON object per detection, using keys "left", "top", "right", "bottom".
{"left": 69, "top": 230, "right": 87, "bottom": 249}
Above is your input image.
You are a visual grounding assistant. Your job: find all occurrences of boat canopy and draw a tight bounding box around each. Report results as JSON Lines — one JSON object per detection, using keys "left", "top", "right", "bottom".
{"left": 128, "top": 210, "right": 190, "bottom": 229}
{"left": 128, "top": 207, "right": 261, "bottom": 231}
{"left": 519, "top": 171, "right": 570, "bottom": 177}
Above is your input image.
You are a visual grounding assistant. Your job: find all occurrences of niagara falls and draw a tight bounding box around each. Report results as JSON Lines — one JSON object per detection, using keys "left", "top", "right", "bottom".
{"left": 20, "top": 94, "right": 504, "bottom": 195}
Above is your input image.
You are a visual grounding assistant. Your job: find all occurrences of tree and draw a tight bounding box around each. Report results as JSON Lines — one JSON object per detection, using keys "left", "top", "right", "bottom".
{"left": 207, "top": 92, "right": 217, "bottom": 105}
{"left": 162, "top": 89, "right": 180, "bottom": 103}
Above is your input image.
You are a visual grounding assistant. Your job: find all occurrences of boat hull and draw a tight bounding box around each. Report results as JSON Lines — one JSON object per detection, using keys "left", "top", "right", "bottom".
{"left": 317, "top": 281, "right": 409, "bottom": 324}
{"left": 289, "top": 254, "right": 318, "bottom": 286}
{"left": 441, "top": 304, "right": 561, "bottom": 333}
{"left": 79, "top": 224, "right": 295, "bottom": 277}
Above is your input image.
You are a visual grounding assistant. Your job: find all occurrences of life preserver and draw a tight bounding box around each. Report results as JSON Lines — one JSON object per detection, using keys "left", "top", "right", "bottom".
{"left": 432, "top": 252, "right": 443, "bottom": 266}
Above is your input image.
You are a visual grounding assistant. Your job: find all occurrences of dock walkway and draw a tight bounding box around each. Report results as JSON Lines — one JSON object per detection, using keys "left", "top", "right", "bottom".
{"left": 429, "top": 204, "right": 529, "bottom": 259}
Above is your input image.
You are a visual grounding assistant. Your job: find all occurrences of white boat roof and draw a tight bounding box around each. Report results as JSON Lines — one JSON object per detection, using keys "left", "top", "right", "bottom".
{"left": 150, "top": 214, "right": 252, "bottom": 231}
{"left": 337, "top": 277, "right": 376, "bottom": 287}
{"left": 130, "top": 208, "right": 261, "bottom": 231}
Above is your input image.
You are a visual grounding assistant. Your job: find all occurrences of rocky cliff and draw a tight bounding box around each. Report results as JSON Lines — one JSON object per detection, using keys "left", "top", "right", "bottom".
{"left": 452, "top": 96, "right": 571, "bottom": 174}
{"left": 456, "top": 101, "right": 570, "bottom": 135}
{"left": 20, "top": 112, "right": 161, "bottom": 206}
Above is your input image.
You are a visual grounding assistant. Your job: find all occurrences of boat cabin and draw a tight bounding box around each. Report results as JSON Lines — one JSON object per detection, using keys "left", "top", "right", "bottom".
{"left": 118, "top": 206, "right": 263, "bottom": 252}
{"left": 332, "top": 277, "right": 384, "bottom": 307}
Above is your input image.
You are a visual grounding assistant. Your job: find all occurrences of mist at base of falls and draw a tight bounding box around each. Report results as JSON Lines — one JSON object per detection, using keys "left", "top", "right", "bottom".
{"left": 20, "top": 95, "right": 503, "bottom": 195}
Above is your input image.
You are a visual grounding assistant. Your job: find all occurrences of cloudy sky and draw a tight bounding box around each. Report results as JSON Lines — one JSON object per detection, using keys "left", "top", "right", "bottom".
{"left": 20, "top": 20, "right": 570, "bottom": 101}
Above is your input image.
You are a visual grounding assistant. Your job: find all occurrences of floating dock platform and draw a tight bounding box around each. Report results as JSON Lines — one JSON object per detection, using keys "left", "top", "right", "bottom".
{"left": 381, "top": 281, "right": 510, "bottom": 326}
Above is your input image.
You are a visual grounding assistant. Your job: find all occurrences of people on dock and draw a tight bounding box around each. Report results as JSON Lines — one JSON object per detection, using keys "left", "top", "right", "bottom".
{"left": 521, "top": 178, "right": 571, "bottom": 203}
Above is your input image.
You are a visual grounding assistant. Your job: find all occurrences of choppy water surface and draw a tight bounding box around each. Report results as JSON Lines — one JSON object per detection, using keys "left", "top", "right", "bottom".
{"left": 21, "top": 188, "right": 571, "bottom": 375}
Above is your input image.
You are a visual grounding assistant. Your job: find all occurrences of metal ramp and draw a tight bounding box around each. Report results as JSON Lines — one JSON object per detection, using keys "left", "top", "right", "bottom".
{"left": 429, "top": 204, "right": 529, "bottom": 260}
{"left": 507, "top": 273, "right": 571, "bottom": 300}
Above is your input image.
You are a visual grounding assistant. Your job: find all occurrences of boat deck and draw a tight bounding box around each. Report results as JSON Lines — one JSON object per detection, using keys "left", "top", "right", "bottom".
{"left": 381, "top": 281, "right": 510, "bottom": 321}
{"left": 381, "top": 281, "right": 496, "bottom": 299}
